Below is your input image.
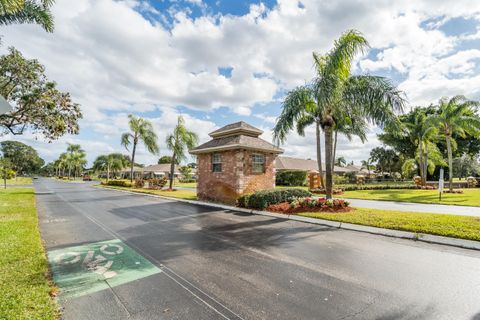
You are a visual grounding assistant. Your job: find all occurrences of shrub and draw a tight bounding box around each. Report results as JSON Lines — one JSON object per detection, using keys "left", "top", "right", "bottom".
{"left": 179, "top": 178, "right": 196, "bottom": 183}
{"left": 333, "top": 174, "right": 348, "bottom": 185}
{"left": 148, "top": 177, "right": 167, "bottom": 190}
{"left": 276, "top": 170, "right": 307, "bottom": 186}
{"left": 134, "top": 179, "right": 145, "bottom": 188}
{"left": 238, "top": 188, "right": 312, "bottom": 209}
{"left": 103, "top": 180, "right": 132, "bottom": 187}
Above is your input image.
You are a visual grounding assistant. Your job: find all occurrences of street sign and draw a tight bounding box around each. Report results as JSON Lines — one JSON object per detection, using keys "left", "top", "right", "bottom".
{"left": 439, "top": 168, "right": 444, "bottom": 200}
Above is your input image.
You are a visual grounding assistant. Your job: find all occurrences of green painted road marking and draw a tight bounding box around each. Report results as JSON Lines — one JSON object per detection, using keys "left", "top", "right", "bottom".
{"left": 48, "top": 239, "right": 161, "bottom": 299}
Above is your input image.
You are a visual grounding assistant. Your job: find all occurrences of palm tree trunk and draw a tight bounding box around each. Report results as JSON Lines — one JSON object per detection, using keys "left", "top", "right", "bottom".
{"left": 130, "top": 142, "right": 137, "bottom": 183}
{"left": 107, "top": 165, "right": 110, "bottom": 183}
{"left": 315, "top": 122, "right": 325, "bottom": 188}
{"left": 418, "top": 142, "right": 424, "bottom": 185}
{"left": 324, "top": 124, "right": 334, "bottom": 199}
{"left": 332, "top": 130, "right": 338, "bottom": 173}
{"left": 446, "top": 136, "right": 453, "bottom": 191}
{"left": 423, "top": 152, "right": 428, "bottom": 183}
{"left": 169, "top": 152, "right": 176, "bottom": 190}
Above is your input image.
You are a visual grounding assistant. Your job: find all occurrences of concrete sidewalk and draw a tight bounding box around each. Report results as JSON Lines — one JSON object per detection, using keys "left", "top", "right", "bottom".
{"left": 345, "top": 198, "right": 480, "bottom": 217}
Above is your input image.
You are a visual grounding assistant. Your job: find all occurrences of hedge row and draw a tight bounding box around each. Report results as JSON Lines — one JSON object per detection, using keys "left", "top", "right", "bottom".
{"left": 238, "top": 188, "right": 312, "bottom": 210}
{"left": 102, "top": 180, "right": 132, "bottom": 187}
{"left": 275, "top": 170, "right": 307, "bottom": 186}
{"left": 340, "top": 184, "right": 417, "bottom": 191}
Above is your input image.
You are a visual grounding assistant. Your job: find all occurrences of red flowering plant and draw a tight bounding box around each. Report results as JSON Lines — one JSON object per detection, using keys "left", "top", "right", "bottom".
{"left": 288, "top": 197, "right": 350, "bottom": 212}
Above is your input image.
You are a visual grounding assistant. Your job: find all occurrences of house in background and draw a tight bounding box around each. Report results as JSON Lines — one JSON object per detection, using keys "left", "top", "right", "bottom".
{"left": 190, "top": 121, "right": 283, "bottom": 204}
{"left": 143, "top": 164, "right": 181, "bottom": 179}
{"left": 275, "top": 156, "right": 359, "bottom": 175}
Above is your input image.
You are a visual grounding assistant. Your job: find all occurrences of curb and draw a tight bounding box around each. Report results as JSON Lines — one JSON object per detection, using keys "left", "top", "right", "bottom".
{"left": 95, "top": 185, "right": 480, "bottom": 251}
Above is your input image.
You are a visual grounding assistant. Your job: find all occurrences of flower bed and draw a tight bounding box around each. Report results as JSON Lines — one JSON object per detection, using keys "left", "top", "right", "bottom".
{"left": 267, "top": 197, "right": 352, "bottom": 214}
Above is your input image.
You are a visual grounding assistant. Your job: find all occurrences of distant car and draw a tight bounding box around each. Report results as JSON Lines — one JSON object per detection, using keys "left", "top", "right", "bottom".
{"left": 83, "top": 176, "right": 93, "bottom": 181}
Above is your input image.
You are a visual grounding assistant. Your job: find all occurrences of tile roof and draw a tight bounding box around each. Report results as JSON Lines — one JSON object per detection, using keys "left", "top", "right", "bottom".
{"left": 190, "top": 121, "right": 282, "bottom": 154}
{"left": 209, "top": 121, "right": 263, "bottom": 137}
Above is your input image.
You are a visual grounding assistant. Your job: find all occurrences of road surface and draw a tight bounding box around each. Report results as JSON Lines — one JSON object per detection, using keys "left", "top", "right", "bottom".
{"left": 35, "top": 178, "right": 480, "bottom": 320}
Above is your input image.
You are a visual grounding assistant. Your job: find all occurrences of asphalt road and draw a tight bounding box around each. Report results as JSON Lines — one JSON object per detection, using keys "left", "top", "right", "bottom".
{"left": 35, "top": 178, "right": 480, "bottom": 320}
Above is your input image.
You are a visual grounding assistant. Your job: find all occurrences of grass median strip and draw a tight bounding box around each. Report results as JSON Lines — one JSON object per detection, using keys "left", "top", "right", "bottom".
{"left": 4, "top": 177, "right": 33, "bottom": 185}
{"left": 0, "top": 188, "right": 58, "bottom": 319}
{"left": 342, "top": 188, "right": 480, "bottom": 207}
{"left": 100, "top": 185, "right": 198, "bottom": 200}
{"left": 299, "top": 208, "right": 480, "bottom": 241}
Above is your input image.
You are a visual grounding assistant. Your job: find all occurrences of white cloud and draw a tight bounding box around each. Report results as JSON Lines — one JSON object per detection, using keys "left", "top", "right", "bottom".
{"left": 1, "top": 0, "right": 479, "bottom": 164}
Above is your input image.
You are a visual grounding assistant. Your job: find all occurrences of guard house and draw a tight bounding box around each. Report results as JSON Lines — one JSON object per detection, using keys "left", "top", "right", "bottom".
{"left": 189, "top": 121, "right": 283, "bottom": 204}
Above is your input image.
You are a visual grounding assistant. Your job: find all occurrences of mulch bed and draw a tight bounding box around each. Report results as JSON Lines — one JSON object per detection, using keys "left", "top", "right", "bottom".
{"left": 266, "top": 202, "right": 354, "bottom": 214}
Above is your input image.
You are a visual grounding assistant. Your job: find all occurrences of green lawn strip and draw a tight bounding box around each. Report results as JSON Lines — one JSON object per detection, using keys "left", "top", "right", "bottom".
{"left": 174, "top": 182, "right": 197, "bottom": 188}
{"left": 342, "top": 188, "right": 480, "bottom": 207}
{"left": 299, "top": 208, "right": 480, "bottom": 241}
{"left": 4, "top": 177, "right": 33, "bottom": 185}
{"left": 0, "top": 188, "right": 58, "bottom": 319}
{"left": 100, "top": 185, "right": 197, "bottom": 200}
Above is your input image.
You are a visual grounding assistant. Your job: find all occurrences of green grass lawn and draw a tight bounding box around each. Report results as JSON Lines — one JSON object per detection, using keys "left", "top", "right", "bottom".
{"left": 299, "top": 208, "right": 480, "bottom": 241}
{"left": 101, "top": 185, "right": 197, "bottom": 200}
{"left": 342, "top": 188, "right": 480, "bottom": 207}
{"left": 0, "top": 188, "right": 58, "bottom": 319}
{"left": 174, "top": 181, "right": 197, "bottom": 188}
{"left": 4, "top": 177, "right": 33, "bottom": 185}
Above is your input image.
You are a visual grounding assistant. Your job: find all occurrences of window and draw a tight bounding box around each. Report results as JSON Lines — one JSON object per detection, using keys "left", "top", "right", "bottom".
{"left": 211, "top": 153, "right": 222, "bottom": 172}
{"left": 252, "top": 154, "right": 265, "bottom": 173}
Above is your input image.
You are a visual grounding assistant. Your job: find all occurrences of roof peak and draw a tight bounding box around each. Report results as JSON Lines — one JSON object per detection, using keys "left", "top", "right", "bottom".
{"left": 209, "top": 121, "right": 263, "bottom": 138}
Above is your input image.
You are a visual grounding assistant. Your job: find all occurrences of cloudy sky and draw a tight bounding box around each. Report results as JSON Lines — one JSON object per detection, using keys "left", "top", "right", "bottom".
{"left": 1, "top": 0, "right": 480, "bottom": 166}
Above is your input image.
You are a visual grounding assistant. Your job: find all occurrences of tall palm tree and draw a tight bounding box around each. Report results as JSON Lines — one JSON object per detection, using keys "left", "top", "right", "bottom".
{"left": 121, "top": 114, "right": 159, "bottom": 183}
{"left": 64, "top": 143, "right": 85, "bottom": 179}
{"left": 275, "top": 30, "right": 405, "bottom": 198}
{"left": 93, "top": 153, "right": 126, "bottom": 182}
{"left": 0, "top": 0, "right": 55, "bottom": 32}
{"left": 430, "top": 96, "right": 480, "bottom": 191}
{"left": 165, "top": 116, "right": 198, "bottom": 189}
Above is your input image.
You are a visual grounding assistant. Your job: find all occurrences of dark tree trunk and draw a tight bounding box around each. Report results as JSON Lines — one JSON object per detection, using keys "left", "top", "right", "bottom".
{"left": 324, "top": 124, "right": 334, "bottom": 199}
{"left": 130, "top": 141, "right": 137, "bottom": 183}
{"left": 332, "top": 130, "right": 338, "bottom": 173}
{"left": 315, "top": 122, "right": 325, "bottom": 188}
{"left": 169, "top": 152, "right": 176, "bottom": 190}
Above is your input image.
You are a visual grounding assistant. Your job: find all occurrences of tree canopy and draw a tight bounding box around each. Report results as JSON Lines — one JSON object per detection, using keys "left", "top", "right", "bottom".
{"left": 0, "top": 47, "right": 82, "bottom": 140}
{"left": 158, "top": 155, "right": 179, "bottom": 165}
{"left": 0, "top": 140, "right": 44, "bottom": 174}
{"left": 0, "top": 0, "right": 55, "bottom": 32}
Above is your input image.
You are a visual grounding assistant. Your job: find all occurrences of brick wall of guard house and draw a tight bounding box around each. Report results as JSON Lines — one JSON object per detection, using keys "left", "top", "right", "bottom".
{"left": 197, "top": 150, "right": 277, "bottom": 204}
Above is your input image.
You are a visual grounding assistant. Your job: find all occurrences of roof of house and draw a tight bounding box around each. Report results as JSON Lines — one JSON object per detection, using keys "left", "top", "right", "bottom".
{"left": 143, "top": 164, "right": 180, "bottom": 173}
{"left": 275, "top": 156, "right": 357, "bottom": 173}
{"left": 209, "top": 121, "right": 264, "bottom": 138}
{"left": 190, "top": 122, "right": 283, "bottom": 154}
{"left": 119, "top": 166, "right": 144, "bottom": 173}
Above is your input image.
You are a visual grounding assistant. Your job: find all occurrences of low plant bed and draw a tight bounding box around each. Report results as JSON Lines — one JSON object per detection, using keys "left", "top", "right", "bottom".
{"left": 267, "top": 197, "right": 352, "bottom": 214}
{"left": 237, "top": 188, "right": 312, "bottom": 209}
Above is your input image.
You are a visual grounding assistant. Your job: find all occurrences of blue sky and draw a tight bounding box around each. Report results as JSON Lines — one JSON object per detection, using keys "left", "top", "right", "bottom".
{"left": 1, "top": 0, "right": 480, "bottom": 166}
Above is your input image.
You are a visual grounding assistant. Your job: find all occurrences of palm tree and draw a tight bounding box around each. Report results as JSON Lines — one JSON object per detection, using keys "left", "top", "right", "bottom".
{"left": 275, "top": 30, "right": 405, "bottom": 198}
{"left": 65, "top": 143, "right": 85, "bottom": 179}
{"left": 93, "top": 153, "right": 127, "bottom": 182}
{"left": 0, "top": 0, "right": 55, "bottom": 32}
{"left": 334, "top": 156, "right": 347, "bottom": 167}
{"left": 165, "top": 116, "right": 198, "bottom": 189}
{"left": 360, "top": 159, "right": 373, "bottom": 177}
{"left": 121, "top": 115, "right": 159, "bottom": 183}
{"left": 430, "top": 96, "right": 480, "bottom": 191}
